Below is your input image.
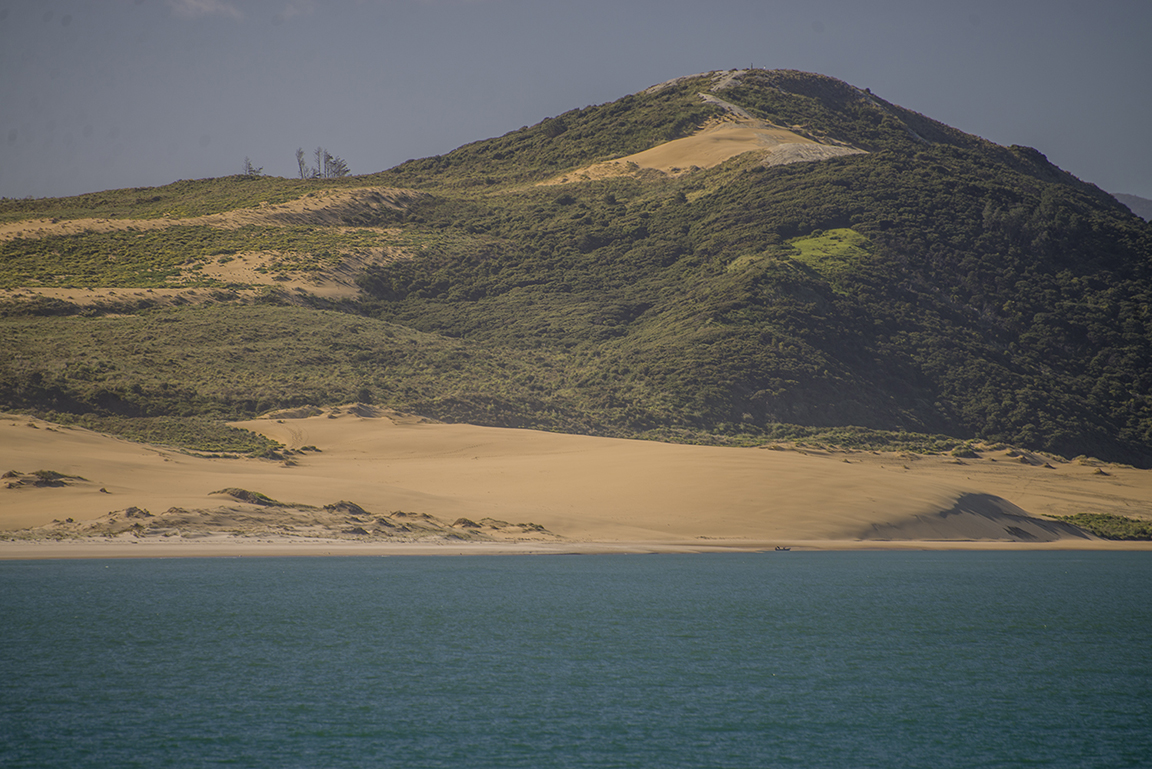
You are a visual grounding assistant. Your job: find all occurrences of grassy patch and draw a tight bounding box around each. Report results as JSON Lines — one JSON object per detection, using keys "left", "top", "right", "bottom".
{"left": 37, "top": 413, "right": 283, "bottom": 456}
{"left": 0, "top": 175, "right": 339, "bottom": 223}
{"left": 1051, "top": 513, "right": 1152, "bottom": 541}
{"left": 636, "top": 423, "right": 969, "bottom": 453}
{"left": 0, "top": 225, "right": 398, "bottom": 289}
{"left": 785, "top": 227, "right": 873, "bottom": 289}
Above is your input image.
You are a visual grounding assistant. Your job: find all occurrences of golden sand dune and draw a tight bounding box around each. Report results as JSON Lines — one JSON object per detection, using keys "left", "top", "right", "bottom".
{"left": 2, "top": 408, "right": 1150, "bottom": 557}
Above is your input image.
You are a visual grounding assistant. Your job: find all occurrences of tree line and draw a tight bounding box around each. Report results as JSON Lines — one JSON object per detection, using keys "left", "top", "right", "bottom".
{"left": 296, "top": 147, "right": 350, "bottom": 179}
{"left": 240, "top": 148, "right": 351, "bottom": 179}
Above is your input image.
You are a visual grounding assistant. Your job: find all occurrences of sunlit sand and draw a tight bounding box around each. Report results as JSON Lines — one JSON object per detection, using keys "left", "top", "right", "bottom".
{"left": 3, "top": 408, "right": 1150, "bottom": 558}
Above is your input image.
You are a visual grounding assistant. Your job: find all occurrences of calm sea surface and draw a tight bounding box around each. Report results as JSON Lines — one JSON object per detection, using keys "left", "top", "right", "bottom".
{"left": 2, "top": 552, "right": 1150, "bottom": 768}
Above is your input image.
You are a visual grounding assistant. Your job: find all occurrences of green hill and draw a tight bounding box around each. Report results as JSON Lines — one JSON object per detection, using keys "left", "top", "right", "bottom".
{"left": 3, "top": 69, "right": 1151, "bottom": 465}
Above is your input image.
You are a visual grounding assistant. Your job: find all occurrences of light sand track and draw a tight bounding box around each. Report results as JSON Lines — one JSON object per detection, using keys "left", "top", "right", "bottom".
{"left": 0, "top": 186, "right": 418, "bottom": 242}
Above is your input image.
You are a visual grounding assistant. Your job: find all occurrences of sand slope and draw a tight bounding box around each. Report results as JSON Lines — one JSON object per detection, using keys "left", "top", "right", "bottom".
{"left": 542, "top": 91, "right": 864, "bottom": 186}
{"left": 3, "top": 408, "right": 1150, "bottom": 556}
{"left": 542, "top": 118, "right": 862, "bottom": 185}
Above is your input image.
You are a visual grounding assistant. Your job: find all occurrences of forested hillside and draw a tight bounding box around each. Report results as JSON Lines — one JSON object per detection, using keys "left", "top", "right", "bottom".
{"left": 3, "top": 70, "right": 1150, "bottom": 465}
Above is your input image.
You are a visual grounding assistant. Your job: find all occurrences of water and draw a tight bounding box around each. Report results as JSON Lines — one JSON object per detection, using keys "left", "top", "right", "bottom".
{"left": 2, "top": 552, "right": 1150, "bottom": 768}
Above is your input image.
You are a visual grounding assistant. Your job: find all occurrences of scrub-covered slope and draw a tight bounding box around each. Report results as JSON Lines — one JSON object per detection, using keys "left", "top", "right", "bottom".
{"left": 2, "top": 69, "right": 1150, "bottom": 465}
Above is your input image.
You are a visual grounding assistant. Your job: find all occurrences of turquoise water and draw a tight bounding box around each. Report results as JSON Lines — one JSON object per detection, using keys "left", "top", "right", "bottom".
{"left": 2, "top": 552, "right": 1150, "bottom": 767}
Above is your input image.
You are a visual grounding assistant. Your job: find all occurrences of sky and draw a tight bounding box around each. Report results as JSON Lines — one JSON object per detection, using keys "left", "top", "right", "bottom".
{"left": 2, "top": 0, "right": 1151, "bottom": 201}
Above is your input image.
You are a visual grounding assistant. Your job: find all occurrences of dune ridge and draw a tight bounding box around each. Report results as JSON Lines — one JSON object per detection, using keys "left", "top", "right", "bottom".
{"left": 2, "top": 408, "right": 1150, "bottom": 558}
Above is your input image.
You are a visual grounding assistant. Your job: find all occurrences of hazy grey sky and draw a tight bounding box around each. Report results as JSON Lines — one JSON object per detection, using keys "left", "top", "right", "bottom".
{"left": 2, "top": 0, "right": 1150, "bottom": 200}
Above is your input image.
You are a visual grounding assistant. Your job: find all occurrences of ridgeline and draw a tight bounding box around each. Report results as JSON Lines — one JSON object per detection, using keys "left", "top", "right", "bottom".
{"left": 2, "top": 70, "right": 1150, "bottom": 466}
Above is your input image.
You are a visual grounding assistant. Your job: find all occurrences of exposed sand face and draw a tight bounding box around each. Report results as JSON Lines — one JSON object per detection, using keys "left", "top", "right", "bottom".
{"left": 623, "top": 120, "right": 846, "bottom": 171}
{"left": 193, "top": 245, "right": 404, "bottom": 300}
{"left": 541, "top": 118, "right": 861, "bottom": 185}
{"left": 2, "top": 409, "right": 1150, "bottom": 557}
{"left": 541, "top": 91, "right": 864, "bottom": 186}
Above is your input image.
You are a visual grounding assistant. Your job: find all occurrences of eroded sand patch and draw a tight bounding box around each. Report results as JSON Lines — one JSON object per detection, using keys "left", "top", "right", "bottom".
{"left": 541, "top": 114, "right": 862, "bottom": 185}
{"left": 1, "top": 236, "right": 414, "bottom": 307}
{"left": 0, "top": 186, "right": 419, "bottom": 242}
{"left": 194, "top": 245, "right": 406, "bottom": 300}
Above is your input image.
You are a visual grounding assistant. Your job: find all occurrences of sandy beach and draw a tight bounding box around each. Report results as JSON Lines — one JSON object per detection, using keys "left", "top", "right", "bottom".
{"left": 2, "top": 407, "right": 1151, "bottom": 558}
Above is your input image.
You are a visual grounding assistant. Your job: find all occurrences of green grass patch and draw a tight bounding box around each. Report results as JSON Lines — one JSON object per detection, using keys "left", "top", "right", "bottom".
{"left": 38, "top": 413, "right": 283, "bottom": 456}
{"left": 1051, "top": 513, "right": 1152, "bottom": 541}
{"left": 786, "top": 227, "right": 873, "bottom": 288}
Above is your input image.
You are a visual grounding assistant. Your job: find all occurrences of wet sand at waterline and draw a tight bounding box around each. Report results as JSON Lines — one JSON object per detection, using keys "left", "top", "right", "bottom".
{"left": 2, "top": 408, "right": 1150, "bottom": 558}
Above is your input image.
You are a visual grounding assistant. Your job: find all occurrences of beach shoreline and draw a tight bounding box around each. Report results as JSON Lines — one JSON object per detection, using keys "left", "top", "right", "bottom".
{"left": 3, "top": 536, "right": 1150, "bottom": 560}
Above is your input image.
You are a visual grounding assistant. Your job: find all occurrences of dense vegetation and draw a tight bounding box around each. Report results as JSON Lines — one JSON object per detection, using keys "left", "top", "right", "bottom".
{"left": 1051, "top": 513, "right": 1152, "bottom": 540}
{"left": 39, "top": 414, "right": 283, "bottom": 457}
{"left": 2, "top": 70, "right": 1151, "bottom": 463}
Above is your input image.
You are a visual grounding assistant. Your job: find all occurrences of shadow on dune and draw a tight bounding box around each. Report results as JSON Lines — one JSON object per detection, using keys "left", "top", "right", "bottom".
{"left": 861, "top": 493, "right": 1096, "bottom": 542}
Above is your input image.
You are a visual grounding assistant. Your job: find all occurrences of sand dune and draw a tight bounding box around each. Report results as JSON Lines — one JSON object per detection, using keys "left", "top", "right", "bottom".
{"left": 2, "top": 408, "right": 1150, "bottom": 557}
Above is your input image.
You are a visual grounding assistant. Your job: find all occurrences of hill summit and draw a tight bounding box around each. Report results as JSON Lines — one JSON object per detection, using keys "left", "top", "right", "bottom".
{"left": 2, "top": 69, "right": 1151, "bottom": 466}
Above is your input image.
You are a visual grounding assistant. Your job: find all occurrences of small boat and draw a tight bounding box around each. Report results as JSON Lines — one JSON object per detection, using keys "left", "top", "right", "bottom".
{"left": 774, "top": 546, "right": 791, "bottom": 551}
